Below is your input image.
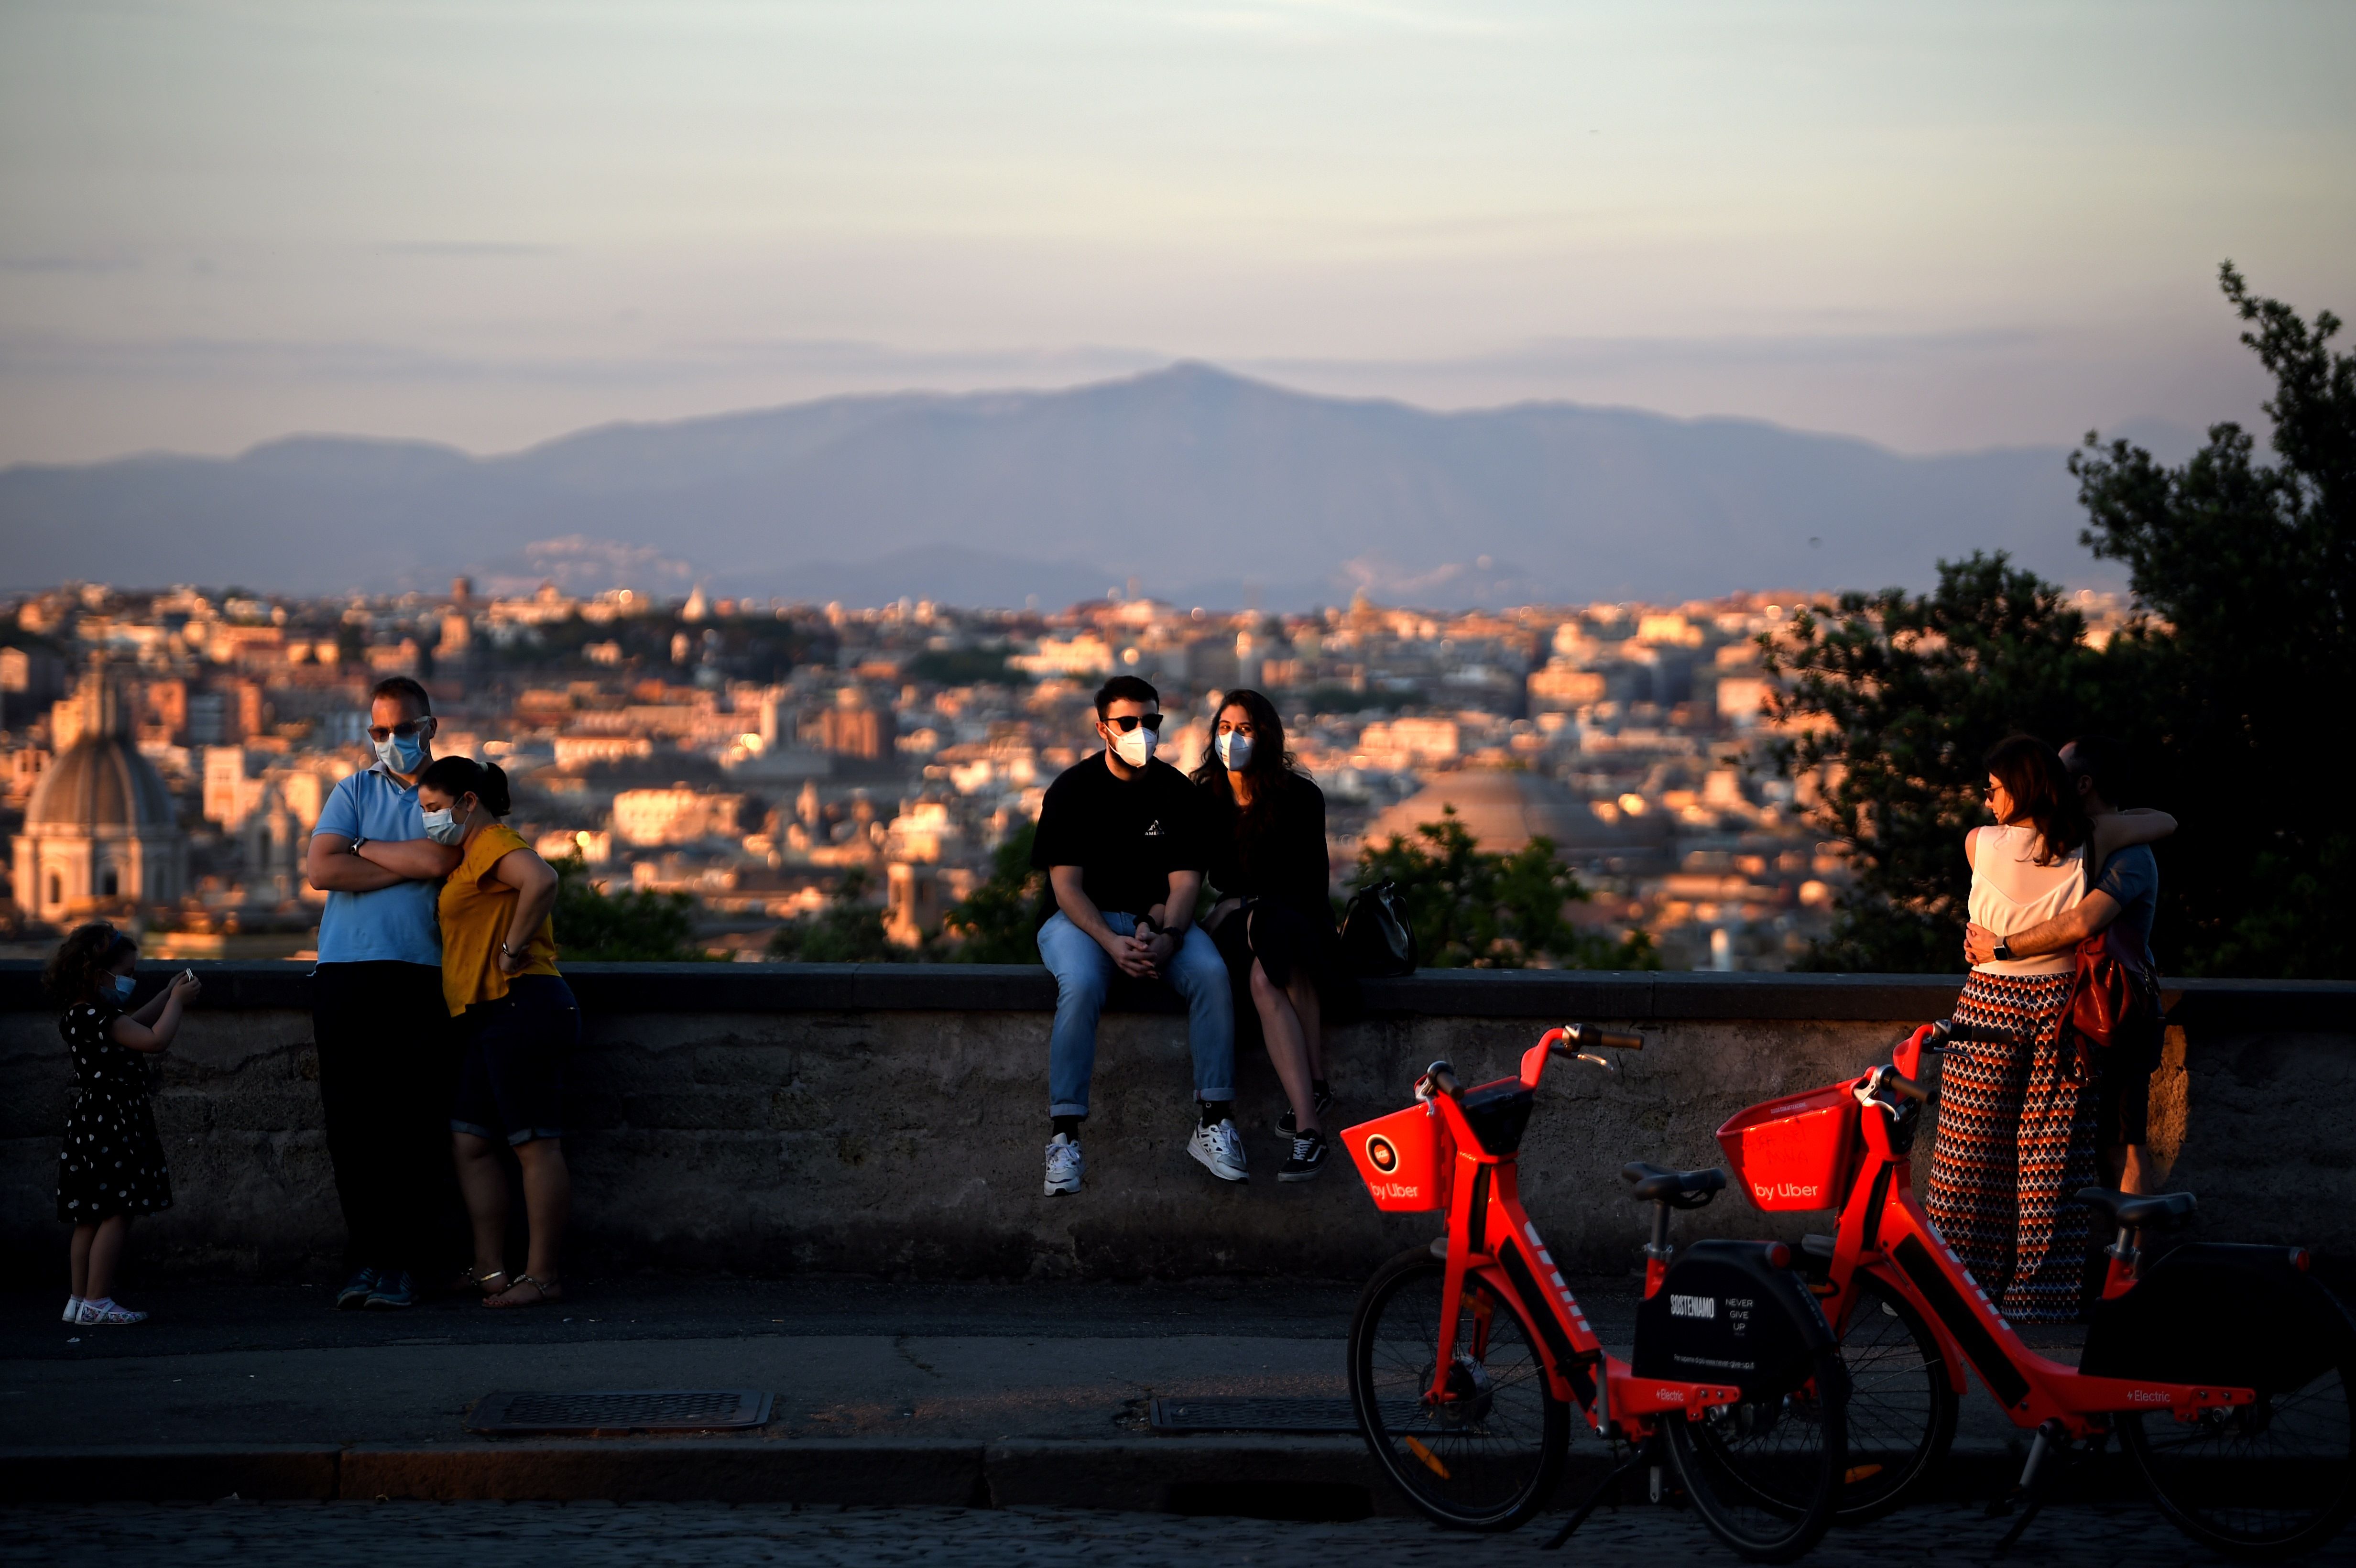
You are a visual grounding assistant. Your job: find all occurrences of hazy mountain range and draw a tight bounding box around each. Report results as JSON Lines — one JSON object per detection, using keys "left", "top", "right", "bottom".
{"left": 0, "top": 363, "right": 2171, "bottom": 610}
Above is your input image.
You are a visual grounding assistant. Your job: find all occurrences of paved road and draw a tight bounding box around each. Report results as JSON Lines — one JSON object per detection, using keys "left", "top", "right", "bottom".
{"left": 0, "top": 1500, "right": 2246, "bottom": 1567}
{"left": 3, "top": 1274, "right": 2061, "bottom": 1454}
{"left": 0, "top": 1276, "right": 1375, "bottom": 1360}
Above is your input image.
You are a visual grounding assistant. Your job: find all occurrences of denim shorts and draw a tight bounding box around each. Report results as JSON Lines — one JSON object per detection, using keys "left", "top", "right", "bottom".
{"left": 450, "top": 975, "right": 579, "bottom": 1147}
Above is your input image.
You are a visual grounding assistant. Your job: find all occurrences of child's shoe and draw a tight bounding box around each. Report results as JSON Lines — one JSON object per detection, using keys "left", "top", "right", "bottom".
{"left": 62, "top": 1296, "right": 84, "bottom": 1323}
{"left": 76, "top": 1297, "right": 147, "bottom": 1326}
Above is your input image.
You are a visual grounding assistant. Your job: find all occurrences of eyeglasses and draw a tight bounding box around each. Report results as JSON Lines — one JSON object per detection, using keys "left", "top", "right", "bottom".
{"left": 1102, "top": 713, "right": 1164, "bottom": 733}
{"left": 366, "top": 719, "right": 434, "bottom": 743}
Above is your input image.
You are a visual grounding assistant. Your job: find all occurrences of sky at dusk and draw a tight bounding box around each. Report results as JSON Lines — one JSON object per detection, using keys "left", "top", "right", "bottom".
{"left": 2, "top": 0, "right": 2351, "bottom": 465}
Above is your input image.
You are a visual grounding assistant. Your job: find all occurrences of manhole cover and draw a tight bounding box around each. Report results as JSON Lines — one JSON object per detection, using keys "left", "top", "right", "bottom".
{"left": 467, "top": 1388, "right": 774, "bottom": 1436}
{"left": 1148, "top": 1396, "right": 1360, "bottom": 1435}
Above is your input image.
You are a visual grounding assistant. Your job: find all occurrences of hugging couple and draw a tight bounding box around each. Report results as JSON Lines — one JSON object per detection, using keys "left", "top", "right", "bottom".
{"left": 303, "top": 676, "right": 576, "bottom": 1310}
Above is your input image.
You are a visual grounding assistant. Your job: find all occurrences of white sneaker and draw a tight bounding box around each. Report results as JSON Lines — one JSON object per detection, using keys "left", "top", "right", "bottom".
{"left": 76, "top": 1297, "right": 147, "bottom": 1326}
{"left": 1189, "top": 1118, "right": 1249, "bottom": 1183}
{"left": 1044, "top": 1133, "right": 1085, "bottom": 1196}
{"left": 63, "top": 1296, "right": 84, "bottom": 1323}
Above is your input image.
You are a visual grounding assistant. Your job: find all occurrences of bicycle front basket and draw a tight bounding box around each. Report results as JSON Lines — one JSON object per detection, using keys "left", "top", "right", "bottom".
{"left": 1715, "top": 1082, "right": 1860, "bottom": 1212}
{"left": 1342, "top": 1102, "right": 1454, "bottom": 1213}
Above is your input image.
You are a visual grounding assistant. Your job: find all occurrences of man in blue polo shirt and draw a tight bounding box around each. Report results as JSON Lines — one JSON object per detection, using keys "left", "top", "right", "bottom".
{"left": 304, "top": 676, "right": 462, "bottom": 1309}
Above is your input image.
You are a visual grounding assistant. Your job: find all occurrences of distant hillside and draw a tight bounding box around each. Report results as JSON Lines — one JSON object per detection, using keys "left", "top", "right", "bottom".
{"left": 0, "top": 363, "right": 2121, "bottom": 608}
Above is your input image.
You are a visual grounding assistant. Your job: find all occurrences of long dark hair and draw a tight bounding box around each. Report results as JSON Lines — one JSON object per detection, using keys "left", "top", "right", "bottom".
{"left": 1984, "top": 733, "right": 2087, "bottom": 866}
{"left": 1192, "top": 688, "right": 1304, "bottom": 834}
{"left": 417, "top": 756, "right": 513, "bottom": 817}
{"left": 46, "top": 921, "right": 135, "bottom": 1005}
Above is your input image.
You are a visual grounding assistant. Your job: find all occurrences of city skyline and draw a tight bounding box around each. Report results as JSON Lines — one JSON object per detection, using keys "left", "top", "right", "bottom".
{"left": 4, "top": 571, "right": 1924, "bottom": 973}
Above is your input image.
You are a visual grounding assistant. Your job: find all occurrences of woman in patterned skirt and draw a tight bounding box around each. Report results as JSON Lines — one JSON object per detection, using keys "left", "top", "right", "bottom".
{"left": 49, "top": 922, "right": 202, "bottom": 1326}
{"left": 1927, "top": 735, "right": 2174, "bottom": 1322}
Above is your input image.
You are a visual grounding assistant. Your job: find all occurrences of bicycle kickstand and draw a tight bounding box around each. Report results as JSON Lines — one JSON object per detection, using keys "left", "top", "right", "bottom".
{"left": 1542, "top": 1439, "right": 1651, "bottom": 1550}
{"left": 1989, "top": 1419, "right": 2073, "bottom": 1553}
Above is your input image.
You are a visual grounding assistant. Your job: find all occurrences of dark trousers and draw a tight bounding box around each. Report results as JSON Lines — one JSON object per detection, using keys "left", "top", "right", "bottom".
{"left": 313, "top": 961, "right": 460, "bottom": 1276}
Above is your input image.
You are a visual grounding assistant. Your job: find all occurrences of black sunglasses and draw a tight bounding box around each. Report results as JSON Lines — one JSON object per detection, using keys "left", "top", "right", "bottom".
{"left": 366, "top": 718, "right": 434, "bottom": 743}
{"left": 1102, "top": 713, "right": 1164, "bottom": 733}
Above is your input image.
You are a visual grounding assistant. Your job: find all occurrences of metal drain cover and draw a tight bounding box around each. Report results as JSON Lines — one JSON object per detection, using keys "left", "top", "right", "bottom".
{"left": 1148, "top": 1396, "right": 1360, "bottom": 1435}
{"left": 467, "top": 1388, "right": 774, "bottom": 1436}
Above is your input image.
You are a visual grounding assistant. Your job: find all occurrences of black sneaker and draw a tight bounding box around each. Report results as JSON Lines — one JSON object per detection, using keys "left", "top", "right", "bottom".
{"left": 1277, "top": 1088, "right": 1336, "bottom": 1138}
{"left": 335, "top": 1268, "right": 379, "bottom": 1311}
{"left": 1279, "top": 1130, "right": 1329, "bottom": 1183}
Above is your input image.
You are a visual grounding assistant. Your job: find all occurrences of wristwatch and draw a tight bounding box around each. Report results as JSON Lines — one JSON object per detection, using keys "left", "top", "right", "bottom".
{"left": 1992, "top": 937, "right": 2015, "bottom": 962}
{"left": 349, "top": 837, "right": 369, "bottom": 854}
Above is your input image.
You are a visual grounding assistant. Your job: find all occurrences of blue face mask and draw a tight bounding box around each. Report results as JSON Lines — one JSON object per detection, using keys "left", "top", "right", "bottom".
{"left": 373, "top": 728, "right": 429, "bottom": 773}
{"left": 109, "top": 975, "right": 136, "bottom": 1002}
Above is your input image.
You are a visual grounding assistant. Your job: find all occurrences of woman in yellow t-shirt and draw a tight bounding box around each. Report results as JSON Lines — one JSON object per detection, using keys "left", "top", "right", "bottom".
{"left": 416, "top": 756, "right": 576, "bottom": 1310}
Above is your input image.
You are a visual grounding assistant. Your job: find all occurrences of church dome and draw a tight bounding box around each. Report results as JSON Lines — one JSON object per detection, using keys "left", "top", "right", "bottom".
{"left": 1367, "top": 766, "right": 1668, "bottom": 856}
{"left": 26, "top": 733, "right": 179, "bottom": 832}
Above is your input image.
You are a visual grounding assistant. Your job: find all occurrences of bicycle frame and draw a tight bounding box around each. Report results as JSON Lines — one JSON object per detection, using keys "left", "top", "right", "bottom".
{"left": 1802, "top": 1025, "right": 2254, "bottom": 1437}
{"left": 1417, "top": 1028, "right": 1745, "bottom": 1437}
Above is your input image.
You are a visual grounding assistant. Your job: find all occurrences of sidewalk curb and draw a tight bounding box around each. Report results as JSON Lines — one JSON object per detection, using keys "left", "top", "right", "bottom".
{"left": 0, "top": 1445, "right": 343, "bottom": 1502}
{"left": 340, "top": 1438, "right": 987, "bottom": 1504}
{"left": 0, "top": 1438, "right": 2108, "bottom": 1511}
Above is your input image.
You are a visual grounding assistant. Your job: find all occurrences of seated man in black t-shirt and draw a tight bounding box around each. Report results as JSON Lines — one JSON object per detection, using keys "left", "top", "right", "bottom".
{"left": 1031, "top": 675, "right": 1239, "bottom": 1196}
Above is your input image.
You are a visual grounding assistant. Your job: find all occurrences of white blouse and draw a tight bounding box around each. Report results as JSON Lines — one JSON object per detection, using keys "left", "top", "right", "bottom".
{"left": 1966, "top": 824, "right": 2085, "bottom": 977}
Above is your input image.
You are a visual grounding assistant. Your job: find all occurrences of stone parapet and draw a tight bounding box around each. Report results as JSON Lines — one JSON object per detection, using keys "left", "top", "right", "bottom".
{"left": 3, "top": 961, "right": 2349, "bottom": 1278}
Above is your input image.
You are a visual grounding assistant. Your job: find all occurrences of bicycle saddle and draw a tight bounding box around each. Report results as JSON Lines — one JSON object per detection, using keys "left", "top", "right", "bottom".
{"left": 2074, "top": 1186, "right": 2197, "bottom": 1232}
{"left": 1622, "top": 1162, "right": 1727, "bottom": 1207}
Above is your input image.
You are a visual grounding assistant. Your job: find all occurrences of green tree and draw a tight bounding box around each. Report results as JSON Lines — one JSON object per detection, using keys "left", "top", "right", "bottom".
{"left": 939, "top": 821, "right": 1047, "bottom": 963}
{"left": 902, "top": 647, "right": 1028, "bottom": 687}
{"left": 2069, "top": 263, "right": 2355, "bottom": 977}
{"left": 552, "top": 854, "right": 713, "bottom": 961}
{"left": 766, "top": 866, "right": 913, "bottom": 962}
{"left": 1767, "top": 265, "right": 2353, "bottom": 978}
{"left": 1352, "top": 806, "right": 1659, "bottom": 970}
{"left": 1760, "top": 554, "right": 2115, "bottom": 972}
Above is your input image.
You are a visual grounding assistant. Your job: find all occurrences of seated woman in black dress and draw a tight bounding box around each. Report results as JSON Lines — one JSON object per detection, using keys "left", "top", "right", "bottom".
{"left": 1193, "top": 688, "right": 1340, "bottom": 1182}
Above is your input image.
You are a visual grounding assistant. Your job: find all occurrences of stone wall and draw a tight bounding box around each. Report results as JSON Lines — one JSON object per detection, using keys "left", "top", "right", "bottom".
{"left": 2, "top": 962, "right": 2348, "bottom": 1279}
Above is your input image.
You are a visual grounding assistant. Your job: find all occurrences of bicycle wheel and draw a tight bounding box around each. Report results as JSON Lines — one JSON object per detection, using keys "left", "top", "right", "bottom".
{"left": 1663, "top": 1346, "right": 1848, "bottom": 1563}
{"left": 1348, "top": 1244, "right": 1569, "bottom": 1529}
{"left": 2120, "top": 1324, "right": 2356, "bottom": 1558}
{"left": 1832, "top": 1271, "right": 1957, "bottom": 1522}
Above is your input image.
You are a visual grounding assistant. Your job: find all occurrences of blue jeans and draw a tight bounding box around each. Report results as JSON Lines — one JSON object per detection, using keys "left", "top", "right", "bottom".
{"left": 1037, "top": 910, "right": 1235, "bottom": 1119}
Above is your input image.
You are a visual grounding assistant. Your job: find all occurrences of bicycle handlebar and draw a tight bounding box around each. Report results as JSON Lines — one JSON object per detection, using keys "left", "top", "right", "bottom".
{"left": 1880, "top": 1069, "right": 1930, "bottom": 1103}
{"left": 1934, "top": 1018, "right": 2019, "bottom": 1046}
{"left": 1549, "top": 1023, "right": 1646, "bottom": 1054}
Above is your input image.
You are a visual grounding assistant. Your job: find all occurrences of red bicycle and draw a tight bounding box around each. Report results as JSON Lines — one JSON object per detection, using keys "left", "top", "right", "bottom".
{"left": 1718, "top": 1017, "right": 2356, "bottom": 1557}
{"left": 1342, "top": 1024, "right": 1851, "bottom": 1562}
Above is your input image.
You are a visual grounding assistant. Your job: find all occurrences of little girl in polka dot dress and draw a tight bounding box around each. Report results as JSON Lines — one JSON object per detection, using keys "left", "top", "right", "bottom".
{"left": 48, "top": 922, "right": 201, "bottom": 1327}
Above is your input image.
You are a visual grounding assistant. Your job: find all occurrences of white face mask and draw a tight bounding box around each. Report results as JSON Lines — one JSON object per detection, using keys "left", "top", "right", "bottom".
{"left": 1215, "top": 731, "right": 1254, "bottom": 771}
{"left": 422, "top": 805, "right": 467, "bottom": 846}
{"left": 1111, "top": 724, "right": 1158, "bottom": 768}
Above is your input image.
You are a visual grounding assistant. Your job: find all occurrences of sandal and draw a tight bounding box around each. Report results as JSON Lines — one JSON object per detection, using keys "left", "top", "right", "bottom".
{"left": 454, "top": 1266, "right": 511, "bottom": 1297}
{"left": 483, "top": 1274, "right": 562, "bottom": 1309}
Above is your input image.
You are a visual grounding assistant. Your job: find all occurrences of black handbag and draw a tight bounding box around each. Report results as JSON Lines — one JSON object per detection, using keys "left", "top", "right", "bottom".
{"left": 1341, "top": 879, "right": 1418, "bottom": 977}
